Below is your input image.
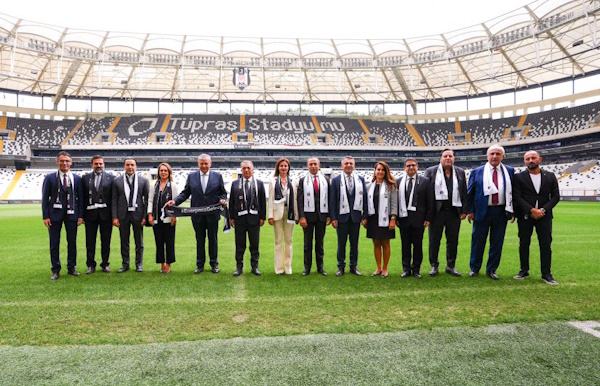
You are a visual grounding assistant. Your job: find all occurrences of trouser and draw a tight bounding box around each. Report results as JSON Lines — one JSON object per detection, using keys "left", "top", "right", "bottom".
{"left": 273, "top": 211, "right": 294, "bottom": 274}
{"left": 303, "top": 220, "right": 326, "bottom": 271}
{"left": 400, "top": 225, "right": 425, "bottom": 273}
{"left": 234, "top": 222, "right": 260, "bottom": 269}
{"left": 193, "top": 219, "right": 219, "bottom": 269}
{"left": 119, "top": 214, "right": 144, "bottom": 268}
{"left": 49, "top": 219, "right": 78, "bottom": 273}
{"left": 85, "top": 217, "right": 112, "bottom": 268}
{"left": 153, "top": 222, "right": 176, "bottom": 264}
{"left": 428, "top": 208, "right": 461, "bottom": 269}
{"left": 518, "top": 218, "right": 553, "bottom": 276}
{"left": 469, "top": 206, "right": 507, "bottom": 273}
{"left": 336, "top": 220, "right": 360, "bottom": 269}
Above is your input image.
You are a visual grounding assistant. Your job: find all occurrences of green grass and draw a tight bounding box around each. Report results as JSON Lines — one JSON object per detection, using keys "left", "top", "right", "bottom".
{"left": 0, "top": 202, "right": 599, "bottom": 384}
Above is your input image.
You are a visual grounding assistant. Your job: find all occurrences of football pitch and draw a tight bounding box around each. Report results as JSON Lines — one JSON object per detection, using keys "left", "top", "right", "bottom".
{"left": 0, "top": 202, "right": 599, "bottom": 385}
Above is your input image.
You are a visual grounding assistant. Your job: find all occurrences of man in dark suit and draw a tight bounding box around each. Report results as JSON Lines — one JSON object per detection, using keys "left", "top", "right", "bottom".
{"left": 467, "top": 144, "right": 515, "bottom": 280}
{"left": 423, "top": 149, "right": 468, "bottom": 277}
{"left": 397, "top": 158, "right": 434, "bottom": 278}
{"left": 82, "top": 155, "right": 114, "bottom": 274}
{"left": 229, "top": 160, "right": 266, "bottom": 276}
{"left": 330, "top": 156, "right": 368, "bottom": 276}
{"left": 42, "top": 151, "right": 84, "bottom": 280}
{"left": 513, "top": 150, "right": 560, "bottom": 285}
{"left": 297, "top": 157, "right": 330, "bottom": 276}
{"left": 168, "top": 154, "right": 227, "bottom": 274}
{"left": 111, "top": 158, "right": 149, "bottom": 273}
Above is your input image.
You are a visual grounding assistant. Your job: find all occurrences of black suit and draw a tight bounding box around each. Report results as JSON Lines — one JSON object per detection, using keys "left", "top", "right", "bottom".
{"left": 175, "top": 170, "right": 227, "bottom": 269}
{"left": 112, "top": 174, "right": 149, "bottom": 269}
{"left": 229, "top": 177, "right": 266, "bottom": 270}
{"left": 397, "top": 175, "right": 434, "bottom": 274}
{"left": 41, "top": 172, "right": 84, "bottom": 273}
{"left": 297, "top": 174, "right": 330, "bottom": 272}
{"left": 329, "top": 174, "right": 368, "bottom": 270}
{"left": 513, "top": 169, "right": 560, "bottom": 276}
{"left": 82, "top": 171, "right": 115, "bottom": 269}
{"left": 423, "top": 165, "right": 467, "bottom": 269}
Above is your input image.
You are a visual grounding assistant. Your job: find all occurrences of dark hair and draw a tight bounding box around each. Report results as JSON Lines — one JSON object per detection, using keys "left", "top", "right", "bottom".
{"left": 157, "top": 162, "right": 173, "bottom": 181}
{"left": 273, "top": 157, "right": 291, "bottom": 177}
{"left": 371, "top": 161, "right": 397, "bottom": 189}
{"left": 91, "top": 155, "right": 104, "bottom": 163}
{"left": 441, "top": 148, "right": 454, "bottom": 156}
{"left": 404, "top": 157, "right": 418, "bottom": 166}
{"left": 57, "top": 151, "right": 71, "bottom": 160}
{"left": 124, "top": 158, "right": 137, "bottom": 165}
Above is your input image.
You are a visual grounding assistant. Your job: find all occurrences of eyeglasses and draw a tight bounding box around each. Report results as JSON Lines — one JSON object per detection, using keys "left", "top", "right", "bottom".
{"left": 405, "top": 164, "right": 417, "bottom": 168}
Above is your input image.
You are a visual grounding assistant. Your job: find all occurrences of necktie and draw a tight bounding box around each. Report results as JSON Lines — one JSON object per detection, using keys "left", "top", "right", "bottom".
{"left": 95, "top": 172, "right": 101, "bottom": 191}
{"left": 313, "top": 175, "right": 319, "bottom": 194}
{"left": 62, "top": 173, "right": 68, "bottom": 191}
{"left": 406, "top": 177, "right": 413, "bottom": 206}
{"left": 128, "top": 175, "right": 135, "bottom": 207}
{"left": 201, "top": 174, "right": 207, "bottom": 193}
{"left": 244, "top": 179, "right": 250, "bottom": 200}
{"left": 346, "top": 175, "right": 353, "bottom": 192}
{"left": 492, "top": 167, "right": 499, "bottom": 205}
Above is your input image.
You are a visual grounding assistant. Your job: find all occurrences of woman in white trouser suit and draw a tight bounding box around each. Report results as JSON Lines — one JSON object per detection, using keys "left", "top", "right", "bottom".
{"left": 268, "top": 158, "right": 298, "bottom": 275}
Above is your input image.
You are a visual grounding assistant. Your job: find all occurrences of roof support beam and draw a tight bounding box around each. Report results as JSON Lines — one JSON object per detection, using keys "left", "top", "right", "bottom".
{"left": 121, "top": 33, "right": 150, "bottom": 100}
{"left": 441, "top": 34, "right": 480, "bottom": 95}
{"left": 481, "top": 24, "right": 528, "bottom": 87}
{"left": 366, "top": 39, "right": 400, "bottom": 101}
{"left": 330, "top": 39, "right": 359, "bottom": 103}
{"left": 525, "top": 5, "right": 585, "bottom": 75}
{"left": 53, "top": 59, "right": 82, "bottom": 110}
{"left": 169, "top": 35, "right": 187, "bottom": 100}
{"left": 30, "top": 27, "right": 69, "bottom": 94}
{"left": 297, "top": 38, "right": 313, "bottom": 103}
{"left": 75, "top": 31, "right": 110, "bottom": 97}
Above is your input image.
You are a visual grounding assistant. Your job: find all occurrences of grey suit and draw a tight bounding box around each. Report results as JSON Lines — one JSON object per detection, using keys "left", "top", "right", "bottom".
{"left": 112, "top": 174, "right": 149, "bottom": 269}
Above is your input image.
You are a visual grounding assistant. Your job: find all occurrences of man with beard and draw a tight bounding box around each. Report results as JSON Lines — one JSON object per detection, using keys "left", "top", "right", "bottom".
{"left": 513, "top": 150, "right": 560, "bottom": 285}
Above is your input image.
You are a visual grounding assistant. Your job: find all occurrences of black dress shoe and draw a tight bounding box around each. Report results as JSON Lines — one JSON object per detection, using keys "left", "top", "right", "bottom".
{"left": 335, "top": 269, "right": 345, "bottom": 277}
{"left": 445, "top": 267, "right": 462, "bottom": 277}
{"left": 86, "top": 267, "right": 95, "bottom": 275}
{"left": 233, "top": 268, "right": 243, "bottom": 276}
{"left": 349, "top": 268, "right": 362, "bottom": 276}
{"left": 251, "top": 268, "right": 262, "bottom": 276}
{"left": 317, "top": 269, "right": 327, "bottom": 276}
{"left": 68, "top": 269, "right": 81, "bottom": 277}
{"left": 50, "top": 272, "right": 59, "bottom": 280}
{"left": 211, "top": 267, "right": 220, "bottom": 274}
{"left": 302, "top": 269, "right": 310, "bottom": 276}
{"left": 429, "top": 267, "right": 439, "bottom": 276}
{"left": 194, "top": 267, "right": 204, "bottom": 274}
{"left": 136, "top": 266, "right": 144, "bottom": 273}
{"left": 487, "top": 271, "right": 499, "bottom": 280}
{"left": 469, "top": 271, "right": 479, "bottom": 277}
{"left": 413, "top": 272, "right": 422, "bottom": 279}
{"left": 117, "top": 266, "right": 129, "bottom": 273}
{"left": 102, "top": 266, "right": 111, "bottom": 273}
{"left": 401, "top": 271, "right": 411, "bottom": 278}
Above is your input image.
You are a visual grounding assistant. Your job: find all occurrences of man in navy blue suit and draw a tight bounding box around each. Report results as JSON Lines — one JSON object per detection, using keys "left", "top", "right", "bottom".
{"left": 42, "top": 151, "right": 84, "bottom": 280}
{"left": 168, "top": 154, "right": 227, "bottom": 274}
{"left": 467, "top": 144, "right": 515, "bottom": 280}
{"left": 330, "top": 156, "right": 368, "bottom": 276}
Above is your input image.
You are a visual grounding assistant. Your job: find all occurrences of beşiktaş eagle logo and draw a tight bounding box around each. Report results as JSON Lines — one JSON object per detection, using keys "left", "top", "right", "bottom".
{"left": 233, "top": 67, "right": 251, "bottom": 90}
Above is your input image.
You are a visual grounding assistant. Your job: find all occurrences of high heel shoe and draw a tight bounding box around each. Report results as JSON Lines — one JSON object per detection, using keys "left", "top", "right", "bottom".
{"left": 371, "top": 270, "right": 382, "bottom": 277}
{"left": 381, "top": 270, "right": 389, "bottom": 278}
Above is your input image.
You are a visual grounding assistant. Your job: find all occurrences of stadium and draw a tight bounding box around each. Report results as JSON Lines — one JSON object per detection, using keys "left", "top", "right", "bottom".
{"left": 0, "top": 0, "right": 599, "bottom": 384}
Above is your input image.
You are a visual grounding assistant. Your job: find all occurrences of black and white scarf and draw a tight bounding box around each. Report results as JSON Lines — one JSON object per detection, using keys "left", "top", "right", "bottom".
{"left": 164, "top": 203, "right": 231, "bottom": 233}
{"left": 238, "top": 177, "right": 259, "bottom": 216}
{"left": 152, "top": 180, "right": 172, "bottom": 221}
{"left": 274, "top": 176, "right": 296, "bottom": 224}
{"left": 87, "top": 172, "right": 106, "bottom": 210}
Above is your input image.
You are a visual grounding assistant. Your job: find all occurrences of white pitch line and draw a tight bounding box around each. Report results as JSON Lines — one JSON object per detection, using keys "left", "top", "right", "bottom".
{"left": 568, "top": 321, "right": 600, "bottom": 339}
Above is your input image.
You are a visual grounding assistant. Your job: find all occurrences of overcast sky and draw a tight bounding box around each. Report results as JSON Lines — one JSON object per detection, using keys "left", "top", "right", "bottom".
{"left": 3, "top": 0, "right": 532, "bottom": 40}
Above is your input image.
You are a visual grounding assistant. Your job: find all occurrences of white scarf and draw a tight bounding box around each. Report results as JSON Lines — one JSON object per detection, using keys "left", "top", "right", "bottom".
{"left": 482, "top": 162, "right": 513, "bottom": 213}
{"left": 339, "top": 172, "right": 363, "bottom": 215}
{"left": 303, "top": 172, "right": 328, "bottom": 214}
{"left": 123, "top": 173, "right": 139, "bottom": 209}
{"left": 398, "top": 175, "right": 417, "bottom": 218}
{"left": 367, "top": 182, "right": 389, "bottom": 227}
{"left": 435, "top": 164, "right": 462, "bottom": 207}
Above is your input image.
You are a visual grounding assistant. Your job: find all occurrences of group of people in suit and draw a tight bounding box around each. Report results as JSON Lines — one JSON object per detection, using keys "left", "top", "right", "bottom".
{"left": 42, "top": 145, "right": 560, "bottom": 285}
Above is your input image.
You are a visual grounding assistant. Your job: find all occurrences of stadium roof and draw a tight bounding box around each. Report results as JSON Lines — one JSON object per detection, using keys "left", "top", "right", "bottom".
{"left": 0, "top": 0, "right": 599, "bottom": 111}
